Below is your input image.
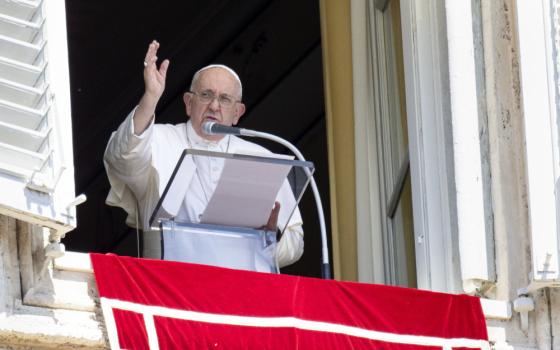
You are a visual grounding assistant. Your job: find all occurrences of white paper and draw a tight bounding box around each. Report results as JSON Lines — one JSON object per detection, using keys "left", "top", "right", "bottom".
{"left": 200, "top": 155, "right": 293, "bottom": 228}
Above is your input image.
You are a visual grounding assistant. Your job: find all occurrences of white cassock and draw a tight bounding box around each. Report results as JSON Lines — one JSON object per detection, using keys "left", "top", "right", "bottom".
{"left": 104, "top": 107, "right": 304, "bottom": 268}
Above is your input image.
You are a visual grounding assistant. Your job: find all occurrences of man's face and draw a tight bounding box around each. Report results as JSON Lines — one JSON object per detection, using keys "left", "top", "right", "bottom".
{"left": 183, "top": 67, "right": 246, "bottom": 141}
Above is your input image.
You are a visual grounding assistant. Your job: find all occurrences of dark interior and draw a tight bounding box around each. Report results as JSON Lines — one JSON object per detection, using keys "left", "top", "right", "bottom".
{"left": 63, "top": 0, "right": 331, "bottom": 277}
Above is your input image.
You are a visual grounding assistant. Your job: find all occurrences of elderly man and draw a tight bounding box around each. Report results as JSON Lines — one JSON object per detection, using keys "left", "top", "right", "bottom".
{"left": 104, "top": 41, "right": 304, "bottom": 268}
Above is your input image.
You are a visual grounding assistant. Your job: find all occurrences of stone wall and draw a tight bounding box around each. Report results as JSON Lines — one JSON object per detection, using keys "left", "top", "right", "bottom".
{"left": 482, "top": 1, "right": 559, "bottom": 348}
{"left": 0, "top": 215, "right": 106, "bottom": 349}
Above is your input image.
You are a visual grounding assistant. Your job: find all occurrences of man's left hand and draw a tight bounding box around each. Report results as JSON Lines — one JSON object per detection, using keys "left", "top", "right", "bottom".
{"left": 264, "top": 201, "right": 280, "bottom": 232}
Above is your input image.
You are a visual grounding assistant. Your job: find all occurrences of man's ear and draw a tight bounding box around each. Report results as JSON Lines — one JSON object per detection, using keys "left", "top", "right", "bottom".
{"left": 183, "top": 92, "right": 192, "bottom": 116}
{"left": 233, "top": 103, "right": 246, "bottom": 125}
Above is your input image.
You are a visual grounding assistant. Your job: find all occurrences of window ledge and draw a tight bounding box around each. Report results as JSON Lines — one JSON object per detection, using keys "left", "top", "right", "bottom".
{"left": 0, "top": 300, "right": 105, "bottom": 349}
{"left": 480, "top": 298, "right": 512, "bottom": 320}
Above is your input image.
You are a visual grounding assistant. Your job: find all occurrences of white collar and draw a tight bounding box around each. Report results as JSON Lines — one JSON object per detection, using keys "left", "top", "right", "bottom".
{"left": 186, "top": 120, "right": 230, "bottom": 151}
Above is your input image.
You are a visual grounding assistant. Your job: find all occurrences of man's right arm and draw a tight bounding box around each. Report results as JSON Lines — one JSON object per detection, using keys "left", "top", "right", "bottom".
{"left": 104, "top": 40, "right": 169, "bottom": 199}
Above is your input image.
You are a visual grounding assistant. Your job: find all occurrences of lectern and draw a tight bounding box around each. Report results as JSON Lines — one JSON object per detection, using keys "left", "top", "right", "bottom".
{"left": 149, "top": 149, "right": 314, "bottom": 273}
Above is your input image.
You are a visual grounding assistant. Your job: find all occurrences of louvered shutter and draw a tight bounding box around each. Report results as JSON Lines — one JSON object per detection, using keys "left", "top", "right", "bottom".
{"left": 0, "top": 0, "right": 77, "bottom": 233}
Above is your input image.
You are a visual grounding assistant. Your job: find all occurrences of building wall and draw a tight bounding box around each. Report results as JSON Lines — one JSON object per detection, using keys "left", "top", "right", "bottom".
{"left": 440, "top": 0, "right": 560, "bottom": 348}
{"left": 344, "top": 0, "right": 560, "bottom": 348}
{"left": 481, "top": 0, "right": 536, "bottom": 347}
{"left": 0, "top": 216, "right": 105, "bottom": 349}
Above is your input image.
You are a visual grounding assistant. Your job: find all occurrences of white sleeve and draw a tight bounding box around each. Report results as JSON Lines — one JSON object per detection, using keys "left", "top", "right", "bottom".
{"left": 104, "top": 107, "right": 156, "bottom": 227}
{"left": 275, "top": 179, "right": 304, "bottom": 267}
{"left": 276, "top": 224, "right": 304, "bottom": 268}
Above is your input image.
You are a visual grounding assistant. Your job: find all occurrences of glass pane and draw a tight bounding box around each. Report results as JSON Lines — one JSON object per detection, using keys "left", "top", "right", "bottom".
{"left": 370, "top": 0, "right": 416, "bottom": 288}
{"left": 384, "top": 1, "right": 407, "bottom": 190}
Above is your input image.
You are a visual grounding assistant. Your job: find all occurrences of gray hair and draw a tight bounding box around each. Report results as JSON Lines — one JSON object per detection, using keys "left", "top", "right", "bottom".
{"left": 190, "top": 64, "right": 243, "bottom": 99}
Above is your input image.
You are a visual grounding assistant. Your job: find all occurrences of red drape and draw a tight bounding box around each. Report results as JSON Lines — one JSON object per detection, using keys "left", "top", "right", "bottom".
{"left": 91, "top": 253, "right": 488, "bottom": 349}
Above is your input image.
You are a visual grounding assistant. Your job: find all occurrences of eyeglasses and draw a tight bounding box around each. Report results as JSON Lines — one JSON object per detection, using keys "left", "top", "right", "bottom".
{"left": 189, "top": 90, "right": 240, "bottom": 109}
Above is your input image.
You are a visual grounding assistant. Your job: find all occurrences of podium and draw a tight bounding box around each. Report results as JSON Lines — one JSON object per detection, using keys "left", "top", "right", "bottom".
{"left": 148, "top": 148, "right": 314, "bottom": 273}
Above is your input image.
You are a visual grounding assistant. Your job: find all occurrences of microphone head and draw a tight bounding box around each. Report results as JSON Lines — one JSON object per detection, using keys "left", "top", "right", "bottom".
{"left": 202, "top": 121, "right": 216, "bottom": 135}
{"left": 201, "top": 122, "right": 243, "bottom": 136}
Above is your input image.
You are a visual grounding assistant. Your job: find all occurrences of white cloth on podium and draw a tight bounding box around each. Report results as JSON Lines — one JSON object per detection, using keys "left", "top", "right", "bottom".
{"left": 104, "top": 107, "right": 304, "bottom": 267}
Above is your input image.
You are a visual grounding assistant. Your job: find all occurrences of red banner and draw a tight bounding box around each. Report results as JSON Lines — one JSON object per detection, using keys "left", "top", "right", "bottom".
{"left": 91, "top": 253, "right": 489, "bottom": 349}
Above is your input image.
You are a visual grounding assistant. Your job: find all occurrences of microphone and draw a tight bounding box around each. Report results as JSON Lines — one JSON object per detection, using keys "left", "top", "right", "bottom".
{"left": 202, "top": 121, "right": 244, "bottom": 136}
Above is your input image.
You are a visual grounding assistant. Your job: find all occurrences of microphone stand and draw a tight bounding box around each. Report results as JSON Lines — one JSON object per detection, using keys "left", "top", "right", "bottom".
{"left": 238, "top": 129, "right": 331, "bottom": 280}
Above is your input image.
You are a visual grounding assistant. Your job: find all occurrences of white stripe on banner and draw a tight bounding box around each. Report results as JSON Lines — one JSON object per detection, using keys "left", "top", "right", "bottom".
{"left": 143, "top": 312, "right": 160, "bottom": 350}
{"left": 100, "top": 297, "right": 490, "bottom": 350}
{"left": 100, "top": 298, "right": 120, "bottom": 350}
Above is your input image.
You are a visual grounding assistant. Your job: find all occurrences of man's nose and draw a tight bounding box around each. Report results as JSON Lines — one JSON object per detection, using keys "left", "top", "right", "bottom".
{"left": 209, "top": 96, "right": 221, "bottom": 110}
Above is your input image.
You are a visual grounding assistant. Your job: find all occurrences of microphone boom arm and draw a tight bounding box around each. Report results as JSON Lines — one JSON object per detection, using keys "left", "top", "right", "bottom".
{"left": 239, "top": 128, "right": 331, "bottom": 280}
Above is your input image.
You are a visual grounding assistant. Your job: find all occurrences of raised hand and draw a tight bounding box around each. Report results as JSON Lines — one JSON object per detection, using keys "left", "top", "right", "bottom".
{"left": 134, "top": 40, "right": 170, "bottom": 135}
{"left": 143, "top": 40, "right": 169, "bottom": 102}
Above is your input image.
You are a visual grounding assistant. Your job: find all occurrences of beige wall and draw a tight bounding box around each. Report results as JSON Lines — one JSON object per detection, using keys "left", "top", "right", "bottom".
{"left": 319, "top": 0, "right": 357, "bottom": 281}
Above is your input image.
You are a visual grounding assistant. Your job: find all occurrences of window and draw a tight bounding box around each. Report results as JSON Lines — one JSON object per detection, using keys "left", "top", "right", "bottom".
{"left": 354, "top": 0, "right": 464, "bottom": 292}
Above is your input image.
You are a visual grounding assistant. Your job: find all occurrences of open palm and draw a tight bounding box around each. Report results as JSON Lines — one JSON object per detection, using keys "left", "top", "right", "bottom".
{"left": 143, "top": 40, "right": 169, "bottom": 100}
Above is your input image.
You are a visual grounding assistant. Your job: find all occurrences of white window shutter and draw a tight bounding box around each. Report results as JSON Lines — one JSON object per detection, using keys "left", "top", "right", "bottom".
{"left": 516, "top": 0, "right": 560, "bottom": 289}
{"left": 0, "top": 0, "right": 77, "bottom": 234}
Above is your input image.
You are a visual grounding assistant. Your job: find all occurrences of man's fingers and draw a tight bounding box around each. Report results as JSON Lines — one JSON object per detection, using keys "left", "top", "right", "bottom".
{"left": 145, "top": 55, "right": 157, "bottom": 66}
{"left": 144, "top": 40, "right": 160, "bottom": 67}
{"left": 265, "top": 201, "right": 281, "bottom": 231}
{"left": 142, "top": 40, "right": 167, "bottom": 97}
{"left": 159, "top": 59, "right": 170, "bottom": 77}
{"left": 144, "top": 43, "right": 154, "bottom": 61}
